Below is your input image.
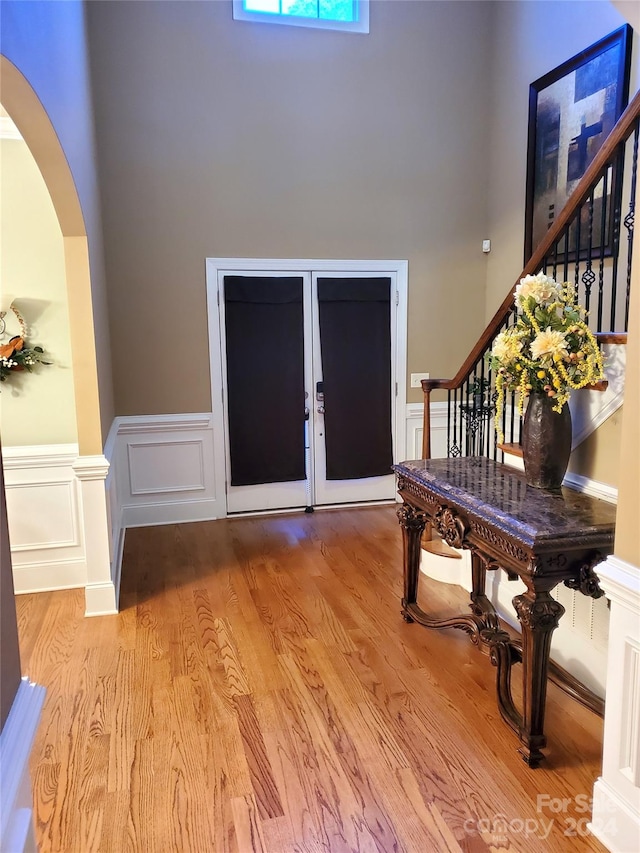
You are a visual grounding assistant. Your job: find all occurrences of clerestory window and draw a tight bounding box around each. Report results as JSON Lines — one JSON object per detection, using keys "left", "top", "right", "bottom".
{"left": 232, "top": 0, "right": 369, "bottom": 33}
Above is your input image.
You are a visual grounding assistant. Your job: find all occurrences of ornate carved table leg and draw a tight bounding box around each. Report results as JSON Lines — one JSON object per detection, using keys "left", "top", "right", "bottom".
{"left": 397, "top": 503, "right": 428, "bottom": 622}
{"left": 513, "top": 584, "right": 565, "bottom": 767}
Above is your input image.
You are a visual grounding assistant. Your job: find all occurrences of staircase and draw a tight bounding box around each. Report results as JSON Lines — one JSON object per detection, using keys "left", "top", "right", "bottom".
{"left": 420, "top": 89, "right": 640, "bottom": 466}
{"left": 417, "top": 89, "right": 640, "bottom": 699}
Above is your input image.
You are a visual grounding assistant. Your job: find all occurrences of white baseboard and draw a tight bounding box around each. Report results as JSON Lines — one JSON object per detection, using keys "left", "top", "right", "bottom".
{"left": 591, "top": 777, "right": 640, "bottom": 853}
{"left": 0, "top": 678, "right": 46, "bottom": 853}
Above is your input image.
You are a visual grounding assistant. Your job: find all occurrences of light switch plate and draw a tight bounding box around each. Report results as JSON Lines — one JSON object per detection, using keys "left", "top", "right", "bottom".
{"left": 410, "top": 373, "right": 430, "bottom": 388}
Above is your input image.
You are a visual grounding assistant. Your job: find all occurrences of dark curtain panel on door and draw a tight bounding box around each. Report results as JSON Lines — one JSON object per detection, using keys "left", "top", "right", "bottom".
{"left": 317, "top": 278, "right": 393, "bottom": 480}
{"left": 224, "top": 276, "right": 306, "bottom": 486}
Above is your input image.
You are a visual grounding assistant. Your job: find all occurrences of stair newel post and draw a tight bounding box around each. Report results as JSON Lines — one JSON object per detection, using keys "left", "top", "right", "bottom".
{"left": 421, "top": 379, "right": 437, "bottom": 460}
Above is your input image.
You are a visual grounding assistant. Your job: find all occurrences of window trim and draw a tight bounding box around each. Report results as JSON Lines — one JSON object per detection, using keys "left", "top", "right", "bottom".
{"left": 232, "top": 0, "right": 369, "bottom": 34}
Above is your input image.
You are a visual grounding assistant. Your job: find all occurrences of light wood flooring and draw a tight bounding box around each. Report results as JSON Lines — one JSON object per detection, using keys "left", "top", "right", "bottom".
{"left": 16, "top": 506, "right": 607, "bottom": 852}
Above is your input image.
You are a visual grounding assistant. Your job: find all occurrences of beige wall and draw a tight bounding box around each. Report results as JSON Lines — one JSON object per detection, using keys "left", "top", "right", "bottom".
{"left": 0, "top": 0, "right": 114, "bottom": 445}
{"left": 0, "top": 138, "right": 78, "bottom": 446}
{"left": 484, "top": 0, "right": 637, "bottom": 318}
{"left": 86, "top": 0, "right": 494, "bottom": 413}
{"left": 567, "top": 406, "right": 623, "bottom": 486}
{"left": 613, "top": 214, "right": 640, "bottom": 566}
{"left": 485, "top": 1, "right": 638, "bottom": 489}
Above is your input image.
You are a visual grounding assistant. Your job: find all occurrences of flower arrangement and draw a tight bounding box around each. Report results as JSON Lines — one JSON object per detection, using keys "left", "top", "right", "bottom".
{"left": 0, "top": 304, "right": 50, "bottom": 384}
{"left": 487, "top": 273, "right": 605, "bottom": 441}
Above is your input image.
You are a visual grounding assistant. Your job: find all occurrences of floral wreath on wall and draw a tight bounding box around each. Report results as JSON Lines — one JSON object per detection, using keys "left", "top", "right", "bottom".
{"left": 0, "top": 303, "right": 51, "bottom": 384}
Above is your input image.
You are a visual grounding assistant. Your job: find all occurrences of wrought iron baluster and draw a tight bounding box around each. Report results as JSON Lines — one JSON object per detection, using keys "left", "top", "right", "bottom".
{"left": 574, "top": 202, "right": 582, "bottom": 287}
{"left": 610, "top": 148, "right": 625, "bottom": 332}
{"left": 562, "top": 228, "right": 570, "bottom": 282}
{"left": 623, "top": 122, "right": 638, "bottom": 331}
{"left": 597, "top": 169, "right": 609, "bottom": 331}
{"left": 582, "top": 191, "right": 596, "bottom": 317}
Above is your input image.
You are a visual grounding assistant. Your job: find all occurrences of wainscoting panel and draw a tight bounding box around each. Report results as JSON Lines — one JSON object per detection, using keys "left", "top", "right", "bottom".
{"left": 405, "top": 402, "right": 449, "bottom": 461}
{"left": 2, "top": 445, "right": 87, "bottom": 593}
{"left": 111, "top": 414, "right": 223, "bottom": 528}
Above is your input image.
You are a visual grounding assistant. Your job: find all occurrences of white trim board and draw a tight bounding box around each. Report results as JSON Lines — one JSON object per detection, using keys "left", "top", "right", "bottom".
{"left": 0, "top": 678, "right": 45, "bottom": 853}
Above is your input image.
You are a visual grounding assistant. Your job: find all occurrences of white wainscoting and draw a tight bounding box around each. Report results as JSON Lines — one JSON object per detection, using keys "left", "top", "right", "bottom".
{"left": 108, "top": 414, "right": 223, "bottom": 529}
{"left": 405, "top": 402, "right": 449, "bottom": 461}
{"left": 2, "top": 444, "right": 116, "bottom": 614}
{"left": 591, "top": 556, "right": 640, "bottom": 853}
{"left": 2, "top": 445, "right": 86, "bottom": 594}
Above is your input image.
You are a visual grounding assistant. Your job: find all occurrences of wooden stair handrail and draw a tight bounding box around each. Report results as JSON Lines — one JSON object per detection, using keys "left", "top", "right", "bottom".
{"left": 420, "top": 89, "right": 640, "bottom": 460}
{"left": 423, "top": 87, "right": 640, "bottom": 398}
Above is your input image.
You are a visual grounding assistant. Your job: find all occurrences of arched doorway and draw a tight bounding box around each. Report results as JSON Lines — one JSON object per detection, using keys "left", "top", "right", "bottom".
{"left": 0, "top": 57, "right": 116, "bottom": 615}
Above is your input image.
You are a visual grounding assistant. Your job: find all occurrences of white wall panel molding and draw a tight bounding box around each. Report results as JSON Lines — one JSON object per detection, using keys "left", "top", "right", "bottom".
{"left": 72, "top": 453, "right": 116, "bottom": 616}
{"left": 591, "top": 555, "right": 640, "bottom": 853}
{"left": 2, "top": 444, "right": 86, "bottom": 594}
{"left": 405, "top": 402, "right": 449, "bottom": 461}
{"left": 2, "top": 445, "right": 114, "bottom": 608}
{"left": 72, "top": 454, "right": 110, "bottom": 480}
{"left": 0, "top": 678, "right": 45, "bottom": 853}
{"left": 110, "top": 413, "right": 223, "bottom": 529}
{"left": 117, "top": 414, "right": 213, "bottom": 434}
{"left": 2, "top": 443, "right": 79, "bottom": 470}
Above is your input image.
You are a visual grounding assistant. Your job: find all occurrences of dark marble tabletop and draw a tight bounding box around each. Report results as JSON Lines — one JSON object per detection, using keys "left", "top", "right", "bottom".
{"left": 393, "top": 457, "right": 617, "bottom": 551}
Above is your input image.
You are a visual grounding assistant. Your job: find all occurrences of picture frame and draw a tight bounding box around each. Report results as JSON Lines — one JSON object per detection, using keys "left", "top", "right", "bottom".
{"left": 524, "top": 25, "right": 632, "bottom": 263}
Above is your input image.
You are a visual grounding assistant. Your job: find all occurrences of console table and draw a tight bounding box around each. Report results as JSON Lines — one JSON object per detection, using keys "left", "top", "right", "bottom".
{"left": 393, "top": 457, "right": 617, "bottom": 767}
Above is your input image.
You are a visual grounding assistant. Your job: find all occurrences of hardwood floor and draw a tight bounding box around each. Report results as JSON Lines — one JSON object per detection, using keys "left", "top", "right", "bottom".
{"left": 16, "top": 507, "right": 607, "bottom": 852}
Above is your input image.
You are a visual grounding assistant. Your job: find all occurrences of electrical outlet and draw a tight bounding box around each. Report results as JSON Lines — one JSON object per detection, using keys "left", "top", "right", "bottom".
{"left": 410, "top": 372, "right": 430, "bottom": 388}
{"left": 482, "top": 239, "right": 491, "bottom": 253}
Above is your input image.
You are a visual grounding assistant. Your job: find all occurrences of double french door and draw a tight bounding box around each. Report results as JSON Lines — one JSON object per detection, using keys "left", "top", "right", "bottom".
{"left": 207, "top": 261, "right": 407, "bottom": 515}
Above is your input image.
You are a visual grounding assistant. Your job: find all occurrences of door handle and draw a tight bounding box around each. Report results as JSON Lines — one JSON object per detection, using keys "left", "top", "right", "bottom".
{"left": 317, "top": 405, "right": 325, "bottom": 414}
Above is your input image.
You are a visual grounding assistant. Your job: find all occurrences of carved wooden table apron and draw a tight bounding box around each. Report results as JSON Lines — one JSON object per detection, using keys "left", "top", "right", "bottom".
{"left": 393, "top": 457, "right": 616, "bottom": 767}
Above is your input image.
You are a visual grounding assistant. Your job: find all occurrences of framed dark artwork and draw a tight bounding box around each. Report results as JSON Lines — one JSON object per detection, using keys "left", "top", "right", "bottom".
{"left": 524, "top": 25, "right": 632, "bottom": 263}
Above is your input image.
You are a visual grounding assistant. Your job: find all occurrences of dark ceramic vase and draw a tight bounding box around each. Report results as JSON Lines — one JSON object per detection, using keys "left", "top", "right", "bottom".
{"left": 521, "top": 392, "right": 572, "bottom": 490}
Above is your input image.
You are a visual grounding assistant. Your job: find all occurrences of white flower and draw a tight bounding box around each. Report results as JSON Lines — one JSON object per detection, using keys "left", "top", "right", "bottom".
{"left": 515, "top": 273, "right": 559, "bottom": 307}
{"left": 530, "top": 327, "right": 569, "bottom": 361}
{"left": 492, "top": 331, "right": 522, "bottom": 365}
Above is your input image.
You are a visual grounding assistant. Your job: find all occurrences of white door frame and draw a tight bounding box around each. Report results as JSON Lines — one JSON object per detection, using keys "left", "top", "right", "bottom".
{"left": 205, "top": 258, "right": 408, "bottom": 517}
